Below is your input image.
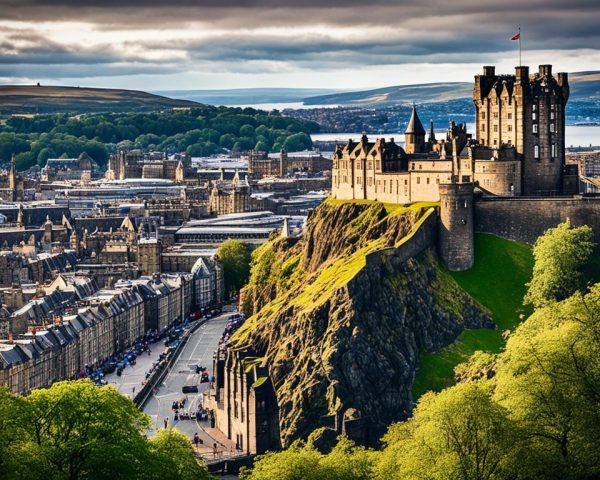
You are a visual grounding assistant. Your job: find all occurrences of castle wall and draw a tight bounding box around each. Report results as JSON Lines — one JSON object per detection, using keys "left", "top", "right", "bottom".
{"left": 473, "top": 160, "right": 521, "bottom": 196}
{"left": 474, "top": 196, "right": 600, "bottom": 243}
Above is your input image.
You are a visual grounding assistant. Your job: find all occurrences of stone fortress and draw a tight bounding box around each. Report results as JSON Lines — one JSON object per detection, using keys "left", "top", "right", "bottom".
{"left": 332, "top": 64, "right": 599, "bottom": 271}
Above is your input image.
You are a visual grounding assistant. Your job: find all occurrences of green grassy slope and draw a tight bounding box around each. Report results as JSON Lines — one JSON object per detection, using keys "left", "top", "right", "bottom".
{"left": 412, "top": 233, "right": 534, "bottom": 397}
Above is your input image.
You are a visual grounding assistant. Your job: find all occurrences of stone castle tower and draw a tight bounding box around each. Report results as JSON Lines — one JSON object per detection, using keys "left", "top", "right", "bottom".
{"left": 473, "top": 65, "right": 569, "bottom": 195}
{"left": 404, "top": 104, "right": 426, "bottom": 154}
{"left": 438, "top": 182, "right": 474, "bottom": 271}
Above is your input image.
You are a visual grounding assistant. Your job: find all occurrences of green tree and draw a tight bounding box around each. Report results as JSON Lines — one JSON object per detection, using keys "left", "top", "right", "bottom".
{"left": 241, "top": 437, "right": 375, "bottom": 480}
{"left": 147, "top": 428, "right": 213, "bottom": 480}
{"left": 524, "top": 220, "right": 595, "bottom": 308}
{"left": 36, "top": 147, "right": 56, "bottom": 166}
{"left": 376, "top": 381, "right": 517, "bottom": 480}
{"left": 15, "top": 380, "right": 152, "bottom": 480}
{"left": 494, "top": 285, "right": 600, "bottom": 479}
{"left": 217, "top": 239, "right": 252, "bottom": 296}
{"left": 283, "top": 132, "right": 312, "bottom": 152}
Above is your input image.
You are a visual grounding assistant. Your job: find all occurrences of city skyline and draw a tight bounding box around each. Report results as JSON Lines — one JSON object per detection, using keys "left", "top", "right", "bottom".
{"left": 1, "top": 0, "right": 600, "bottom": 90}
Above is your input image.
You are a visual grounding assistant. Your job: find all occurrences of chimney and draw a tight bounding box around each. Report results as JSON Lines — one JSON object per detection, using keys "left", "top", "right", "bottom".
{"left": 539, "top": 65, "right": 552, "bottom": 77}
{"left": 483, "top": 66, "right": 495, "bottom": 77}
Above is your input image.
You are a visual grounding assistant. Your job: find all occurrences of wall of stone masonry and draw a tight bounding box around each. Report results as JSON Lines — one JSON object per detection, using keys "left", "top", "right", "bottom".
{"left": 474, "top": 196, "right": 600, "bottom": 243}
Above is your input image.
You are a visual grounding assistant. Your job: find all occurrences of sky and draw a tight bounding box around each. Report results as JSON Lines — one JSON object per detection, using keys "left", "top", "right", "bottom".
{"left": 1, "top": 0, "right": 600, "bottom": 91}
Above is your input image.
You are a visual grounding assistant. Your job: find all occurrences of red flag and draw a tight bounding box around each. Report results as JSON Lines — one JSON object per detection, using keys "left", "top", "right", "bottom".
{"left": 511, "top": 33, "right": 520, "bottom": 41}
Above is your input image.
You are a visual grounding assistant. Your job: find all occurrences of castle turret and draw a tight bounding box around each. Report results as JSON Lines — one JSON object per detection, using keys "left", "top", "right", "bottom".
{"left": 428, "top": 119, "right": 436, "bottom": 144}
{"left": 405, "top": 104, "right": 426, "bottom": 154}
{"left": 438, "top": 182, "right": 474, "bottom": 271}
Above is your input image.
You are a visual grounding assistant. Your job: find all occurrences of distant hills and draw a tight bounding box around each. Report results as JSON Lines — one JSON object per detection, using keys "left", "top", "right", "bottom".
{"left": 155, "top": 88, "right": 341, "bottom": 106}
{"left": 2, "top": 71, "right": 600, "bottom": 116}
{"left": 0, "top": 85, "right": 203, "bottom": 114}
{"left": 301, "top": 71, "right": 600, "bottom": 107}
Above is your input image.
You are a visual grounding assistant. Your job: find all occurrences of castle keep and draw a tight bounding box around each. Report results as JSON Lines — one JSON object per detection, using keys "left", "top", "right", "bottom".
{"left": 332, "top": 64, "right": 581, "bottom": 271}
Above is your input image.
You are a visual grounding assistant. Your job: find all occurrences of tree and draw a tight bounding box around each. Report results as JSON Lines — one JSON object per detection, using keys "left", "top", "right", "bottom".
{"left": 217, "top": 239, "right": 252, "bottom": 296}
{"left": 15, "top": 380, "right": 152, "bottom": 480}
{"left": 36, "top": 147, "right": 56, "bottom": 166}
{"left": 241, "top": 437, "right": 374, "bottom": 480}
{"left": 494, "top": 285, "right": 600, "bottom": 479}
{"left": 376, "top": 381, "right": 518, "bottom": 480}
{"left": 524, "top": 220, "right": 595, "bottom": 308}
{"left": 283, "top": 132, "right": 312, "bottom": 152}
{"left": 147, "top": 428, "right": 213, "bottom": 480}
{"left": 0, "top": 381, "right": 214, "bottom": 480}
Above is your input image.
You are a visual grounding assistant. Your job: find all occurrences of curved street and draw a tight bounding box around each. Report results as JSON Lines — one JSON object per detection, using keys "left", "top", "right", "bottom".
{"left": 143, "top": 307, "right": 240, "bottom": 459}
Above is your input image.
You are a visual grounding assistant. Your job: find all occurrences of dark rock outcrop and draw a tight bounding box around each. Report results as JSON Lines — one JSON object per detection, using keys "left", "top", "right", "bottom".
{"left": 234, "top": 200, "right": 493, "bottom": 446}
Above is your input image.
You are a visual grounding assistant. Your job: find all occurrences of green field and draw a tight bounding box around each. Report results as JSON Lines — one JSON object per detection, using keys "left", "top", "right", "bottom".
{"left": 412, "top": 233, "right": 534, "bottom": 397}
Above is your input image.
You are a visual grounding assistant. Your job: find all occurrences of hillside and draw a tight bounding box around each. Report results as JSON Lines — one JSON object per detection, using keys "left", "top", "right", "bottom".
{"left": 412, "top": 234, "right": 533, "bottom": 397}
{"left": 155, "top": 88, "right": 341, "bottom": 106}
{"left": 0, "top": 85, "right": 203, "bottom": 114}
{"left": 234, "top": 199, "right": 493, "bottom": 445}
{"left": 302, "top": 71, "right": 600, "bottom": 107}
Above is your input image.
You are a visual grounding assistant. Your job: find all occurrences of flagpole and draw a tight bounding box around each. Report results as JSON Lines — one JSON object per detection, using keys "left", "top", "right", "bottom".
{"left": 518, "top": 25, "right": 522, "bottom": 67}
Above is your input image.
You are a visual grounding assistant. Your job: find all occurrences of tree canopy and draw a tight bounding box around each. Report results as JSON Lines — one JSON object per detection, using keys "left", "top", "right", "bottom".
{"left": 0, "top": 380, "right": 213, "bottom": 480}
{"left": 0, "top": 107, "right": 319, "bottom": 170}
{"left": 217, "top": 239, "right": 252, "bottom": 297}
{"left": 524, "top": 220, "right": 595, "bottom": 308}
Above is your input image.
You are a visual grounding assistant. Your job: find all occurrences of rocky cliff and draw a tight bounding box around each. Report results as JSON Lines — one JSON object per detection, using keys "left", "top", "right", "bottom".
{"left": 234, "top": 199, "right": 493, "bottom": 446}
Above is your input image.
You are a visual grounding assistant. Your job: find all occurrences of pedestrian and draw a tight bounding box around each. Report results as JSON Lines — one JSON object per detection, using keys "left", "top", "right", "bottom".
{"left": 132, "top": 386, "right": 135, "bottom": 395}
{"left": 164, "top": 417, "right": 168, "bottom": 429}
{"left": 213, "top": 442, "right": 218, "bottom": 459}
{"left": 193, "top": 433, "right": 200, "bottom": 451}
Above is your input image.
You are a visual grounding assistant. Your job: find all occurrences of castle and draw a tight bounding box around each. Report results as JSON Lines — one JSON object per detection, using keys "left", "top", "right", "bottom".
{"left": 332, "top": 64, "right": 583, "bottom": 271}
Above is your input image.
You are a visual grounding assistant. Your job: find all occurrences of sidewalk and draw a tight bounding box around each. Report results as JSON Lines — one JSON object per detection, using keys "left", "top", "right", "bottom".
{"left": 104, "top": 343, "right": 165, "bottom": 399}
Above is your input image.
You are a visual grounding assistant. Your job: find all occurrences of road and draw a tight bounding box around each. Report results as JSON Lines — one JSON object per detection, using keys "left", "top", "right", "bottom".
{"left": 143, "top": 308, "right": 233, "bottom": 449}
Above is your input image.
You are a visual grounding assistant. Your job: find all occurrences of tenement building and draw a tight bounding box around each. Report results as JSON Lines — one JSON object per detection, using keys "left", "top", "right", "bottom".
{"left": 332, "top": 64, "right": 573, "bottom": 203}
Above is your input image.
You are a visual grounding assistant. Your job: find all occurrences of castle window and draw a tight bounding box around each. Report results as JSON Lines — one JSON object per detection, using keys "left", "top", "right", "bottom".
{"left": 417, "top": 177, "right": 421, "bottom": 184}
{"left": 436, "top": 178, "right": 439, "bottom": 184}
{"left": 426, "top": 177, "right": 430, "bottom": 184}
{"left": 533, "top": 124, "right": 538, "bottom": 134}
{"left": 404, "top": 179, "right": 408, "bottom": 185}
{"left": 551, "top": 103, "right": 556, "bottom": 111}
{"left": 482, "top": 125, "right": 485, "bottom": 132}
{"left": 508, "top": 112, "right": 513, "bottom": 120}
{"left": 533, "top": 104, "right": 537, "bottom": 111}
{"left": 550, "top": 111, "right": 555, "bottom": 120}
{"left": 419, "top": 164, "right": 422, "bottom": 170}
{"left": 552, "top": 143, "right": 557, "bottom": 158}
{"left": 493, "top": 125, "right": 498, "bottom": 133}
{"left": 550, "top": 123, "right": 555, "bottom": 133}
{"left": 411, "top": 163, "right": 415, "bottom": 170}
{"left": 481, "top": 111, "right": 486, "bottom": 119}
{"left": 534, "top": 145, "right": 540, "bottom": 160}
{"left": 532, "top": 112, "right": 537, "bottom": 121}
{"left": 493, "top": 112, "right": 499, "bottom": 119}
{"left": 508, "top": 125, "right": 513, "bottom": 132}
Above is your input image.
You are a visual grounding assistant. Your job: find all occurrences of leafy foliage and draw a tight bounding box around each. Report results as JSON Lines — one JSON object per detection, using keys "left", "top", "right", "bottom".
{"left": 524, "top": 220, "right": 595, "bottom": 308}
{"left": 240, "top": 436, "right": 376, "bottom": 480}
{"left": 0, "top": 107, "right": 318, "bottom": 170}
{"left": 0, "top": 380, "right": 213, "bottom": 480}
{"left": 217, "top": 239, "right": 252, "bottom": 297}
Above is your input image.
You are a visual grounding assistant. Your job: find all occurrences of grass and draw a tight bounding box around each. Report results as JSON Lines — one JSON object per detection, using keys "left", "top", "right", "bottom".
{"left": 412, "top": 233, "right": 534, "bottom": 398}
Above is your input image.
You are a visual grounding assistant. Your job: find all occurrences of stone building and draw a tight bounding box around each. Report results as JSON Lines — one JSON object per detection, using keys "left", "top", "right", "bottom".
{"left": 332, "top": 64, "right": 572, "bottom": 204}
{"left": 248, "top": 150, "right": 332, "bottom": 178}
{"left": 208, "top": 347, "right": 281, "bottom": 455}
{"left": 41, "top": 153, "right": 93, "bottom": 183}
{"left": 107, "top": 151, "right": 191, "bottom": 181}
{"left": 208, "top": 172, "right": 265, "bottom": 215}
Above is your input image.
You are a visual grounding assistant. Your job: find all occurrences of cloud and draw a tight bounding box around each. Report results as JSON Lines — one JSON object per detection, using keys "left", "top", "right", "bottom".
{"left": 0, "top": 0, "right": 599, "bottom": 88}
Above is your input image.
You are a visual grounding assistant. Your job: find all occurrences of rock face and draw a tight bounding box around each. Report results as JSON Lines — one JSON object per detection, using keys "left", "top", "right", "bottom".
{"left": 234, "top": 200, "right": 492, "bottom": 446}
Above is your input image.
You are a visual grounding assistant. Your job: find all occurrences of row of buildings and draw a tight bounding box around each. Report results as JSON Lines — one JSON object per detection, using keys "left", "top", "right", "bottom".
{"left": 0, "top": 266, "right": 222, "bottom": 395}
